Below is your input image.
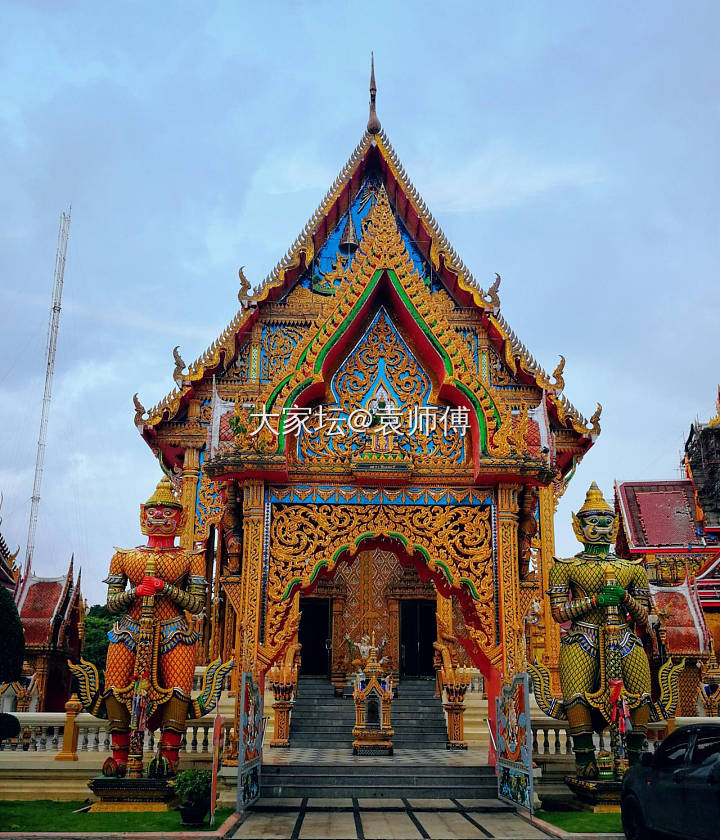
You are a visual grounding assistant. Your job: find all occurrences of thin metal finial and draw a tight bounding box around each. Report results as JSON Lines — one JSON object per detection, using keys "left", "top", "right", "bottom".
{"left": 367, "top": 52, "right": 381, "bottom": 134}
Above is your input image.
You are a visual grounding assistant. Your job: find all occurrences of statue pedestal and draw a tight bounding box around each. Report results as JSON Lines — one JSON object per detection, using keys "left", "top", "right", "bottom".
{"left": 563, "top": 776, "right": 622, "bottom": 813}
{"left": 88, "top": 778, "right": 175, "bottom": 812}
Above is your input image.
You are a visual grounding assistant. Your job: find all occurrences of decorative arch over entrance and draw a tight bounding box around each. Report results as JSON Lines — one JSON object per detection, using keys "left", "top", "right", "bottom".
{"left": 263, "top": 502, "right": 496, "bottom": 665}
{"left": 293, "top": 537, "right": 503, "bottom": 685}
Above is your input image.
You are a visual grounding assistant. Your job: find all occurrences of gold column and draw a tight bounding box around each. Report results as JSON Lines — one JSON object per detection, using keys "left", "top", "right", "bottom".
{"left": 227, "top": 481, "right": 265, "bottom": 763}
{"left": 435, "top": 592, "right": 453, "bottom": 697}
{"left": 436, "top": 592, "right": 453, "bottom": 635}
{"left": 388, "top": 598, "right": 400, "bottom": 678}
{"left": 238, "top": 481, "right": 265, "bottom": 674}
{"left": 497, "top": 483, "right": 523, "bottom": 678}
{"left": 35, "top": 658, "right": 48, "bottom": 712}
{"left": 180, "top": 444, "right": 202, "bottom": 549}
{"left": 538, "top": 484, "right": 561, "bottom": 692}
{"left": 331, "top": 595, "right": 347, "bottom": 692}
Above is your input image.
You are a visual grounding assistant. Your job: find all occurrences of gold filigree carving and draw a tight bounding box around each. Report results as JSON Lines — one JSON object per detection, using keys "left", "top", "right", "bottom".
{"left": 263, "top": 503, "right": 495, "bottom": 662}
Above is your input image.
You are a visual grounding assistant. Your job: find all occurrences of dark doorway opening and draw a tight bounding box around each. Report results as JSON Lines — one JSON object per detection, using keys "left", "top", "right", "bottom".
{"left": 400, "top": 599, "right": 436, "bottom": 677}
{"left": 298, "top": 597, "right": 331, "bottom": 676}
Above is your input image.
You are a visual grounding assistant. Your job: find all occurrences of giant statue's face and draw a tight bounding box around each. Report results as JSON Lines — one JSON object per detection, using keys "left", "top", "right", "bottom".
{"left": 141, "top": 503, "right": 181, "bottom": 536}
{"left": 578, "top": 511, "right": 616, "bottom": 545}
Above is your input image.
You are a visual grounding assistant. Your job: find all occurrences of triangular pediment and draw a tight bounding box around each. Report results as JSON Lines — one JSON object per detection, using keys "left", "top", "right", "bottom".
{"left": 139, "top": 129, "right": 598, "bottom": 480}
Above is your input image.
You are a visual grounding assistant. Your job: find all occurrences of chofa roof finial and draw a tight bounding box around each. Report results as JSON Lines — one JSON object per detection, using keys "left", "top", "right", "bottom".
{"left": 367, "top": 52, "right": 381, "bottom": 135}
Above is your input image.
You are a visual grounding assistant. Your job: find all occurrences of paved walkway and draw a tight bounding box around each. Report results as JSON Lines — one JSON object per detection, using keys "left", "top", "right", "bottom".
{"left": 262, "top": 747, "right": 486, "bottom": 766}
{"left": 232, "top": 798, "right": 552, "bottom": 839}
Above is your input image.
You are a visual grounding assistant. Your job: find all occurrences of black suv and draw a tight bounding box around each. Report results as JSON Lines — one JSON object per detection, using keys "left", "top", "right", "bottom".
{"left": 621, "top": 722, "right": 720, "bottom": 840}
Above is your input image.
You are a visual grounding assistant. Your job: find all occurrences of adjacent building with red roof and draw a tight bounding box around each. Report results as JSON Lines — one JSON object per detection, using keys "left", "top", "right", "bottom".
{"left": 613, "top": 393, "right": 720, "bottom": 715}
{"left": 4, "top": 557, "right": 85, "bottom": 711}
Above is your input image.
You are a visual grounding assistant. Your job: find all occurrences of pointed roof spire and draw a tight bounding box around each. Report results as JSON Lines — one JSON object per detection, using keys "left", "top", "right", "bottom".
{"left": 339, "top": 208, "right": 359, "bottom": 253}
{"left": 367, "top": 52, "right": 381, "bottom": 135}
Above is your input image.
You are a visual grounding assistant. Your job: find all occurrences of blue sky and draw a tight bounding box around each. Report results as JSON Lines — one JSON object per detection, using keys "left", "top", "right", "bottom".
{"left": 1, "top": 1, "right": 718, "bottom": 603}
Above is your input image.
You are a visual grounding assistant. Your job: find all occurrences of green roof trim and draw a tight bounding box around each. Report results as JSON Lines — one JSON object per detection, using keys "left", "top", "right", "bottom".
{"left": 460, "top": 577, "right": 480, "bottom": 599}
{"left": 281, "top": 578, "right": 302, "bottom": 601}
{"left": 308, "top": 560, "right": 328, "bottom": 584}
{"left": 434, "top": 558, "right": 453, "bottom": 584}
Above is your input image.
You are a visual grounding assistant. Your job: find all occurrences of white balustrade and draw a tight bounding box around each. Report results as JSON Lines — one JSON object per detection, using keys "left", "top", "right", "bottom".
{"left": 0, "top": 713, "right": 216, "bottom": 756}
{"left": 531, "top": 716, "right": 667, "bottom": 757}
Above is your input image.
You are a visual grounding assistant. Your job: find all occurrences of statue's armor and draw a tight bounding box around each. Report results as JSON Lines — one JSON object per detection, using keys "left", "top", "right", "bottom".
{"left": 548, "top": 554, "right": 651, "bottom": 708}
{"left": 104, "top": 547, "right": 206, "bottom": 699}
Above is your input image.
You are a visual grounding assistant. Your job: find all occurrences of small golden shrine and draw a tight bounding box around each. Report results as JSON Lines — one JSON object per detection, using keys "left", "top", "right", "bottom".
{"left": 352, "top": 635, "right": 394, "bottom": 755}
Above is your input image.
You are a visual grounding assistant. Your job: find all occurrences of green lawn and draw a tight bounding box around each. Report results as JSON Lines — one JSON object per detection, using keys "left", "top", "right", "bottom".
{"left": 535, "top": 808, "right": 622, "bottom": 833}
{"left": 0, "top": 801, "right": 235, "bottom": 833}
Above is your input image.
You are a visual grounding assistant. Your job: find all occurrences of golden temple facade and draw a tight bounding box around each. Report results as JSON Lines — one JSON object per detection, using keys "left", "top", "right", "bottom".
{"left": 133, "top": 101, "right": 598, "bottom": 741}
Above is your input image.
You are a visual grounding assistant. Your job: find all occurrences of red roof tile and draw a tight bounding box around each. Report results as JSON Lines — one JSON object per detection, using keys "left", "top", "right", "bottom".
{"left": 616, "top": 481, "right": 700, "bottom": 549}
{"left": 20, "top": 579, "right": 63, "bottom": 620}
{"left": 18, "top": 577, "right": 64, "bottom": 646}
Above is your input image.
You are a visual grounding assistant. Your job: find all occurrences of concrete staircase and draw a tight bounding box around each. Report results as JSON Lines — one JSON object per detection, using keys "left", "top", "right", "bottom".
{"left": 289, "top": 676, "right": 355, "bottom": 747}
{"left": 261, "top": 761, "right": 500, "bottom": 799}
{"left": 289, "top": 677, "right": 448, "bottom": 749}
{"left": 266, "top": 677, "right": 498, "bottom": 799}
{"left": 393, "top": 678, "right": 449, "bottom": 749}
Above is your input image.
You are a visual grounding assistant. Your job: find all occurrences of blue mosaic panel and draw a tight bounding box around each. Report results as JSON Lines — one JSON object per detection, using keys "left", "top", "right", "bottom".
{"left": 295, "top": 307, "right": 466, "bottom": 465}
{"left": 267, "top": 485, "right": 493, "bottom": 507}
{"left": 289, "top": 171, "right": 441, "bottom": 295}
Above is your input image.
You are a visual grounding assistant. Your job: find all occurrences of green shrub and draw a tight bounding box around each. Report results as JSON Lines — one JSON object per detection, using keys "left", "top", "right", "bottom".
{"left": 0, "top": 713, "right": 20, "bottom": 741}
{"left": 173, "top": 769, "right": 212, "bottom": 803}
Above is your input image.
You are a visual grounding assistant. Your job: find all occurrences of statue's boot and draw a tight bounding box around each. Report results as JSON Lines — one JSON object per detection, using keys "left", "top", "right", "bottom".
{"left": 566, "top": 702, "right": 598, "bottom": 779}
{"left": 160, "top": 731, "right": 183, "bottom": 772}
{"left": 103, "top": 695, "right": 130, "bottom": 777}
{"left": 571, "top": 732, "right": 598, "bottom": 779}
{"left": 102, "top": 731, "right": 130, "bottom": 777}
{"left": 160, "top": 694, "right": 189, "bottom": 773}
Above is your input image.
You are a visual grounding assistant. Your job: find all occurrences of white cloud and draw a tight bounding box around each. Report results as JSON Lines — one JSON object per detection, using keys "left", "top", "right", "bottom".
{"left": 413, "top": 141, "right": 605, "bottom": 213}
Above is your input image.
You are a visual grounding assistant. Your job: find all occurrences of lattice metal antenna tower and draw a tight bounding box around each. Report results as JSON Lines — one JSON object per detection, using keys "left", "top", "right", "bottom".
{"left": 24, "top": 208, "right": 71, "bottom": 579}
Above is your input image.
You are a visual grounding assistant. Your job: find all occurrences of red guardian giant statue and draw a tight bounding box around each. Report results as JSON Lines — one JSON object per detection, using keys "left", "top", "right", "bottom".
{"left": 70, "top": 478, "right": 231, "bottom": 778}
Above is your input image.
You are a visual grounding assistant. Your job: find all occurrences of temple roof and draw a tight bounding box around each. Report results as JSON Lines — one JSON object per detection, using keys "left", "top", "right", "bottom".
{"left": 15, "top": 557, "right": 82, "bottom": 649}
{"left": 615, "top": 480, "right": 704, "bottom": 550}
{"left": 0, "top": 530, "right": 19, "bottom": 592}
{"left": 135, "top": 131, "right": 600, "bottom": 437}
{"left": 136, "top": 85, "right": 599, "bottom": 480}
{"left": 685, "top": 393, "right": 720, "bottom": 531}
{"left": 0, "top": 502, "right": 19, "bottom": 592}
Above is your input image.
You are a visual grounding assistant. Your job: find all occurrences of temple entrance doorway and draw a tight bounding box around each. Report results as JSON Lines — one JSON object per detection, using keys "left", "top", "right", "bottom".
{"left": 298, "top": 597, "right": 331, "bottom": 676}
{"left": 400, "top": 599, "right": 436, "bottom": 678}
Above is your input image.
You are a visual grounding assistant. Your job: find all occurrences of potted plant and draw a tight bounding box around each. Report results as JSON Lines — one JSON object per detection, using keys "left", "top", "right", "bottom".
{"left": 173, "top": 769, "right": 212, "bottom": 826}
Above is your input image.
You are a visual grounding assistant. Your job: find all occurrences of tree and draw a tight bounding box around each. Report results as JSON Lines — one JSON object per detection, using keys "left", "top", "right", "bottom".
{"left": 82, "top": 604, "right": 114, "bottom": 676}
{"left": 0, "top": 586, "right": 24, "bottom": 684}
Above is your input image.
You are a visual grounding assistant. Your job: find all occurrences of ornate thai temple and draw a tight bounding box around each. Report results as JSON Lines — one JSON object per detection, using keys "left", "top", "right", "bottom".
{"left": 131, "top": 67, "right": 601, "bottom": 746}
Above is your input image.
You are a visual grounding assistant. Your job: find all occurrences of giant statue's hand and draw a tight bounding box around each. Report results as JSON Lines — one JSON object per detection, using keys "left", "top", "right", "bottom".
{"left": 596, "top": 584, "right": 626, "bottom": 607}
{"left": 136, "top": 576, "right": 165, "bottom": 596}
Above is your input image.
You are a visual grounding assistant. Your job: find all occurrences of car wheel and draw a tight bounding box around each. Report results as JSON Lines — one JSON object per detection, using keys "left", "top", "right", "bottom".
{"left": 622, "top": 796, "right": 651, "bottom": 840}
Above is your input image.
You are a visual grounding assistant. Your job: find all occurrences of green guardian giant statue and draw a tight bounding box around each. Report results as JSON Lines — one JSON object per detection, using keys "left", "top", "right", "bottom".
{"left": 530, "top": 482, "right": 682, "bottom": 781}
